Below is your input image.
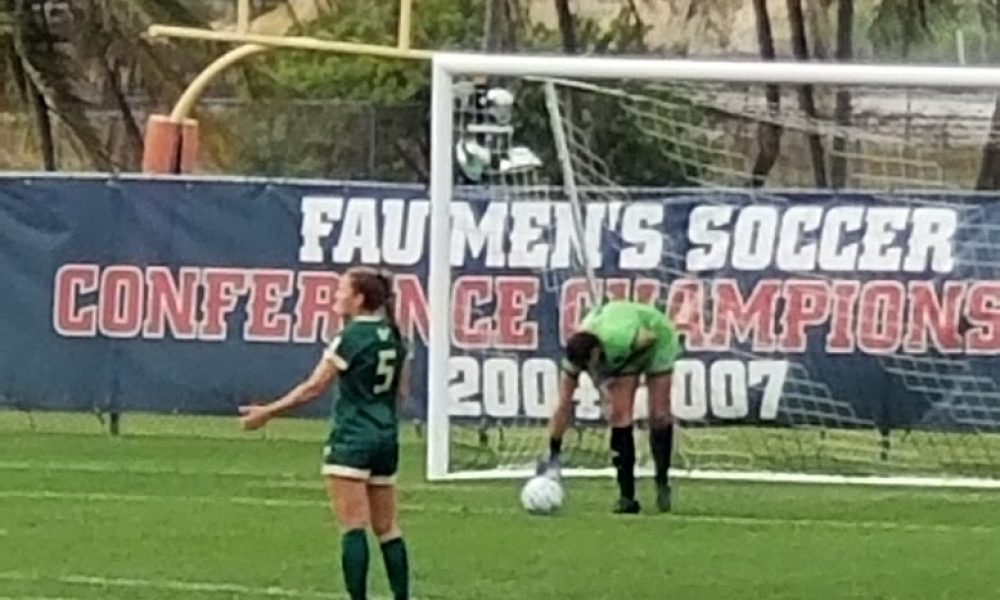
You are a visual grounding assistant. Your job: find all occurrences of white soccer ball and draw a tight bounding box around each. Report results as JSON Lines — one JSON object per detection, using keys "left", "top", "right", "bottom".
{"left": 520, "top": 475, "right": 564, "bottom": 514}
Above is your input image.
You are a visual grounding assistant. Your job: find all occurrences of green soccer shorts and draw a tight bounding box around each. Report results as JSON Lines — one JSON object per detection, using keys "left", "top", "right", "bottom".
{"left": 322, "top": 433, "right": 399, "bottom": 486}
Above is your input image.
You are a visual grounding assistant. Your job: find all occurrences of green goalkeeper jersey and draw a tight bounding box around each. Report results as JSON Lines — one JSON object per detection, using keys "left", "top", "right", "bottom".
{"left": 562, "top": 300, "right": 681, "bottom": 380}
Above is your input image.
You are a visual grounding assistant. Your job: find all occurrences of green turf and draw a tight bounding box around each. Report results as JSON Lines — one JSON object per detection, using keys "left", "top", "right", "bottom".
{"left": 2, "top": 410, "right": 1000, "bottom": 599}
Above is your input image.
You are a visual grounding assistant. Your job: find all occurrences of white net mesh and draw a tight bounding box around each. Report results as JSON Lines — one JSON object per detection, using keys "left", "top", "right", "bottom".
{"left": 440, "top": 75, "right": 1000, "bottom": 482}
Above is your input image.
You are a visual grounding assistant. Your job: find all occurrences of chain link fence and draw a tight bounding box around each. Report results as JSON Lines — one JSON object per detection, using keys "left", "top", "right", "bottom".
{"left": 1, "top": 90, "right": 997, "bottom": 188}
{"left": 0, "top": 99, "right": 428, "bottom": 182}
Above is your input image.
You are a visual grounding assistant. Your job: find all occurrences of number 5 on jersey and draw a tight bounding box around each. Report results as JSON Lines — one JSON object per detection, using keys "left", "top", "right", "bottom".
{"left": 374, "top": 349, "right": 398, "bottom": 394}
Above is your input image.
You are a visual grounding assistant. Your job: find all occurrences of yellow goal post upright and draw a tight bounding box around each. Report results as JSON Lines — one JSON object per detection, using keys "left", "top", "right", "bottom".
{"left": 426, "top": 53, "right": 1000, "bottom": 489}
{"left": 141, "top": 0, "right": 429, "bottom": 174}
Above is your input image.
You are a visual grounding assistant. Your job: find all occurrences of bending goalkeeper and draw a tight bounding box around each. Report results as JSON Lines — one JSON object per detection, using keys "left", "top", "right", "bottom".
{"left": 543, "top": 300, "right": 681, "bottom": 514}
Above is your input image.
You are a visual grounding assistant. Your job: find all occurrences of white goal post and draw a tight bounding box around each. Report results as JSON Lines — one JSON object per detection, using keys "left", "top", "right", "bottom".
{"left": 426, "top": 53, "right": 1000, "bottom": 488}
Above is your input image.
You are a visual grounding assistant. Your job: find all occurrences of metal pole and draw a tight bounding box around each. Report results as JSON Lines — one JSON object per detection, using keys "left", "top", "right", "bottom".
{"left": 398, "top": 0, "right": 413, "bottom": 50}
{"left": 148, "top": 25, "right": 433, "bottom": 61}
{"left": 237, "top": 0, "right": 250, "bottom": 34}
{"left": 435, "top": 52, "right": 1000, "bottom": 88}
{"left": 170, "top": 44, "right": 270, "bottom": 122}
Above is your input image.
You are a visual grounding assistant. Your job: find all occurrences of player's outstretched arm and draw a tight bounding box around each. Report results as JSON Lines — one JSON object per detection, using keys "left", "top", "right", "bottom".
{"left": 239, "top": 358, "right": 338, "bottom": 430}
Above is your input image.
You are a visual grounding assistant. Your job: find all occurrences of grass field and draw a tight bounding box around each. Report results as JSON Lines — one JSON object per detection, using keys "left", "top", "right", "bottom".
{"left": 2, "top": 410, "right": 1000, "bottom": 600}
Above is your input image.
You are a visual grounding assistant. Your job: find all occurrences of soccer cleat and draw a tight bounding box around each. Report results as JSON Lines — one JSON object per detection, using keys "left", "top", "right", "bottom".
{"left": 535, "top": 455, "right": 562, "bottom": 480}
{"left": 655, "top": 483, "right": 672, "bottom": 513}
{"left": 613, "top": 497, "right": 641, "bottom": 514}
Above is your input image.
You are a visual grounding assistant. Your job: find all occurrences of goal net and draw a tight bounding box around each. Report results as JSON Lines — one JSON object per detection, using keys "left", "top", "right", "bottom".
{"left": 426, "top": 55, "right": 1000, "bottom": 487}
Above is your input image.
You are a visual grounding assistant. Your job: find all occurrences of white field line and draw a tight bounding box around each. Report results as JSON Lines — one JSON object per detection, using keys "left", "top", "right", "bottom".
{"left": 0, "top": 596, "right": 80, "bottom": 600}
{"left": 250, "top": 480, "right": 497, "bottom": 493}
{"left": 0, "top": 571, "right": 394, "bottom": 600}
{"left": 0, "top": 460, "right": 292, "bottom": 479}
{"left": 0, "top": 460, "right": 501, "bottom": 493}
{"left": 9, "top": 459, "right": 1000, "bottom": 496}
{"left": 0, "top": 489, "right": 319, "bottom": 509}
{"left": 0, "top": 489, "right": 993, "bottom": 534}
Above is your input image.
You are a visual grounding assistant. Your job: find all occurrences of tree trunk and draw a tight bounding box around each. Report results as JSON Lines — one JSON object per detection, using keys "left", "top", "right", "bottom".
{"left": 975, "top": 0, "right": 1000, "bottom": 188}
{"left": 624, "top": 0, "right": 645, "bottom": 48}
{"left": 480, "top": 0, "right": 518, "bottom": 109}
{"left": 4, "top": 34, "right": 27, "bottom": 105}
{"left": 552, "top": 0, "right": 579, "bottom": 159}
{"left": 750, "top": 0, "right": 782, "bottom": 187}
{"left": 27, "top": 76, "right": 56, "bottom": 170}
{"left": 787, "top": 0, "right": 828, "bottom": 187}
{"left": 483, "top": 0, "right": 516, "bottom": 52}
{"left": 103, "top": 57, "right": 143, "bottom": 170}
{"left": 830, "top": 0, "right": 853, "bottom": 189}
{"left": 975, "top": 99, "right": 1000, "bottom": 189}
{"left": 900, "top": 0, "right": 926, "bottom": 58}
{"left": 13, "top": 0, "right": 55, "bottom": 170}
{"left": 554, "top": 0, "right": 577, "bottom": 54}
{"left": 808, "top": 0, "right": 833, "bottom": 60}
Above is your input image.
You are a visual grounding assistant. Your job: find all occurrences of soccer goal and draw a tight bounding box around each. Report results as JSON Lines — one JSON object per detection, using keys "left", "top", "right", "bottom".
{"left": 426, "top": 54, "right": 1000, "bottom": 488}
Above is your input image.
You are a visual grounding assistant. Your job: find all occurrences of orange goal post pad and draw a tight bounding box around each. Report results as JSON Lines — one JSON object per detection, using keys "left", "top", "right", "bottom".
{"left": 142, "top": 115, "right": 200, "bottom": 174}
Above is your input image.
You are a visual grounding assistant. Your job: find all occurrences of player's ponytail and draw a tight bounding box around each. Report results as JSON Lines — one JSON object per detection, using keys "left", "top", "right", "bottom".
{"left": 377, "top": 268, "right": 401, "bottom": 341}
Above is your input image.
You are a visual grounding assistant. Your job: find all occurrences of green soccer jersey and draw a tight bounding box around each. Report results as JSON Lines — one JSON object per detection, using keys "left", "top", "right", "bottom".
{"left": 324, "top": 315, "right": 408, "bottom": 443}
{"left": 562, "top": 300, "right": 680, "bottom": 380}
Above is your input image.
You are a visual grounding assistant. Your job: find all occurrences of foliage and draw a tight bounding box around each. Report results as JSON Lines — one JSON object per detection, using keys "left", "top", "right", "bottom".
{"left": 863, "top": 0, "right": 998, "bottom": 62}
{"left": 860, "top": 0, "right": 1000, "bottom": 189}
{"left": 239, "top": 0, "right": 696, "bottom": 185}
{"left": 0, "top": 0, "right": 211, "bottom": 171}
{"left": 247, "top": 0, "right": 484, "bottom": 102}
{"left": 226, "top": 0, "right": 482, "bottom": 180}
{"left": 512, "top": 6, "right": 699, "bottom": 187}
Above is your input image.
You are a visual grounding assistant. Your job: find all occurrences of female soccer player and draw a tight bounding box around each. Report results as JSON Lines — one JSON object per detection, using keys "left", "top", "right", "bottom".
{"left": 238, "top": 267, "right": 410, "bottom": 600}
{"left": 542, "top": 300, "right": 681, "bottom": 514}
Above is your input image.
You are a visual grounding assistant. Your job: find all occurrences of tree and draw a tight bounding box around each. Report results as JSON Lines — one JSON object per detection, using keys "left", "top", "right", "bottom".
{"left": 808, "top": 0, "right": 834, "bottom": 60}
{"left": 553, "top": 0, "right": 576, "bottom": 54}
{"left": 975, "top": 1, "right": 1000, "bottom": 188}
{"left": 72, "top": 1, "right": 213, "bottom": 170}
{"left": 241, "top": 0, "right": 485, "bottom": 180}
{"left": 868, "top": 0, "right": 946, "bottom": 59}
{"left": 866, "top": 0, "right": 1000, "bottom": 189}
{"left": 0, "top": 0, "right": 210, "bottom": 171}
{"left": 2, "top": 0, "right": 98, "bottom": 170}
{"left": 483, "top": 0, "right": 519, "bottom": 52}
{"left": 830, "top": 0, "right": 854, "bottom": 189}
{"left": 236, "top": 0, "right": 695, "bottom": 185}
{"left": 787, "top": 0, "right": 828, "bottom": 187}
{"left": 750, "top": 0, "right": 782, "bottom": 187}
{"left": 513, "top": 5, "right": 694, "bottom": 187}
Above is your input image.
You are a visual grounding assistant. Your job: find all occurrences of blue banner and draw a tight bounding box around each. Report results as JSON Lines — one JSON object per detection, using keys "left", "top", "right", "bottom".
{"left": 2, "top": 174, "right": 999, "bottom": 433}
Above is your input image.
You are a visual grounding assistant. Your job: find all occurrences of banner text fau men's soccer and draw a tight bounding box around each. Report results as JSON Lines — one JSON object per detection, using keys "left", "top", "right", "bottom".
{"left": 4, "top": 176, "right": 998, "bottom": 430}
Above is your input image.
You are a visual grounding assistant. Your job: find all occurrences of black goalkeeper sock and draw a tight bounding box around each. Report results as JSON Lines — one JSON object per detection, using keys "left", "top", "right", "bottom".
{"left": 610, "top": 426, "right": 636, "bottom": 500}
{"left": 650, "top": 425, "right": 674, "bottom": 487}
{"left": 549, "top": 436, "right": 563, "bottom": 460}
